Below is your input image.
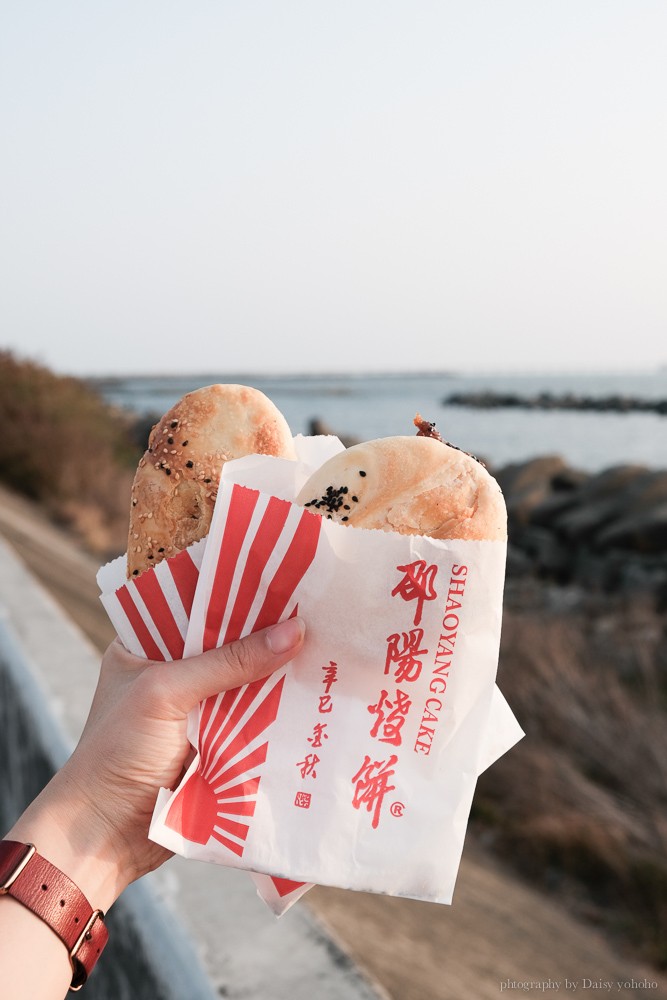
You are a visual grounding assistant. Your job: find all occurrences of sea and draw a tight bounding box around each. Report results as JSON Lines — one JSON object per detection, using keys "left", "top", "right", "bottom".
{"left": 92, "top": 370, "right": 667, "bottom": 474}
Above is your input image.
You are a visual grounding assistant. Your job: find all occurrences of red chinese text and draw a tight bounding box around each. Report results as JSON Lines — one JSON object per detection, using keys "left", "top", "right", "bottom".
{"left": 307, "top": 722, "right": 329, "bottom": 748}
{"left": 391, "top": 560, "right": 439, "bottom": 626}
{"left": 385, "top": 628, "right": 427, "bottom": 683}
{"left": 296, "top": 753, "right": 320, "bottom": 779}
{"left": 295, "top": 661, "right": 340, "bottom": 789}
{"left": 368, "top": 688, "right": 412, "bottom": 746}
{"left": 351, "top": 754, "right": 398, "bottom": 829}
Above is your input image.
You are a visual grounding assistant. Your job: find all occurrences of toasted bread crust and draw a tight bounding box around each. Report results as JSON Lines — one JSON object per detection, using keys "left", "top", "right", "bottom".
{"left": 127, "top": 384, "right": 295, "bottom": 577}
{"left": 296, "top": 436, "right": 506, "bottom": 541}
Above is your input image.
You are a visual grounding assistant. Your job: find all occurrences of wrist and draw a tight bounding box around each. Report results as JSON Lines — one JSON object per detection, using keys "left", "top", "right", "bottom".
{"left": 6, "top": 766, "right": 131, "bottom": 914}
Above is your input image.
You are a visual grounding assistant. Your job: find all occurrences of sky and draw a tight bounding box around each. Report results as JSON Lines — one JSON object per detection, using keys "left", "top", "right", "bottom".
{"left": 1, "top": 1, "right": 666, "bottom": 377}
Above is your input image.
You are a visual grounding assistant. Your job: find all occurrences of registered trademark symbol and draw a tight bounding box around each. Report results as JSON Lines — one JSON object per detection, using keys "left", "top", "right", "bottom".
{"left": 390, "top": 801, "right": 405, "bottom": 818}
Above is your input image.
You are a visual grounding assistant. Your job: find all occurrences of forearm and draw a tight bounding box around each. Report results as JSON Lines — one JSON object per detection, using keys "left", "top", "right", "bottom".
{"left": 1, "top": 620, "right": 305, "bottom": 999}
{"left": 1, "top": 767, "right": 128, "bottom": 1000}
{"left": 0, "top": 894, "right": 72, "bottom": 1000}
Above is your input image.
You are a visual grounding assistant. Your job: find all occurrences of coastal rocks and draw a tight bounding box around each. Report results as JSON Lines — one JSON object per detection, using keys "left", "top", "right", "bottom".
{"left": 444, "top": 390, "right": 667, "bottom": 415}
{"left": 494, "top": 456, "right": 580, "bottom": 527}
{"left": 499, "top": 459, "right": 667, "bottom": 601}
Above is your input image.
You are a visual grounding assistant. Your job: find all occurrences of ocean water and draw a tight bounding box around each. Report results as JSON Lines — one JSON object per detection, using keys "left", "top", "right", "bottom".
{"left": 92, "top": 370, "right": 667, "bottom": 473}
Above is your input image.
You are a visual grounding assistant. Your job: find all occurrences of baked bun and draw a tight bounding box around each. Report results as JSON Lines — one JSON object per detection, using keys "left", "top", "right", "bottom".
{"left": 128, "top": 384, "right": 296, "bottom": 577}
{"left": 296, "top": 436, "right": 506, "bottom": 541}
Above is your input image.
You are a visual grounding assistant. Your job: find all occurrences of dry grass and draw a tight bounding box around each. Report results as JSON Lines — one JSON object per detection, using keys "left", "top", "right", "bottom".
{"left": 476, "top": 585, "right": 667, "bottom": 967}
{"left": 0, "top": 351, "right": 140, "bottom": 557}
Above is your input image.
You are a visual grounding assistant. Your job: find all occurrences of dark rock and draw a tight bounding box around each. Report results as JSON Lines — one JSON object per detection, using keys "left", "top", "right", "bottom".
{"left": 505, "top": 544, "right": 535, "bottom": 577}
{"left": 564, "top": 470, "right": 667, "bottom": 549}
{"left": 129, "top": 412, "right": 161, "bottom": 451}
{"left": 553, "top": 497, "right": 628, "bottom": 542}
{"left": 551, "top": 466, "right": 651, "bottom": 542}
{"left": 495, "top": 455, "right": 571, "bottom": 496}
{"left": 595, "top": 504, "right": 667, "bottom": 554}
{"left": 496, "top": 456, "right": 572, "bottom": 527}
{"left": 308, "top": 418, "right": 361, "bottom": 449}
{"left": 529, "top": 492, "right": 581, "bottom": 529}
{"left": 499, "top": 456, "right": 667, "bottom": 598}
{"left": 517, "top": 526, "right": 572, "bottom": 578}
{"left": 621, "top": 469, "right": 667, "bottom": 512}
{"left": 551, "top": 468, "right": 589, "bottom": 492}
{"left": 575, "top": 464, "right": 649, "bottom": 503}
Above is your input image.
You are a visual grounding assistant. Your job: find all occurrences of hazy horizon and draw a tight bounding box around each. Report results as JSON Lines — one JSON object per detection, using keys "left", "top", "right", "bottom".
{"left": 84, "top": 363, "right": 665, "bottom": 380}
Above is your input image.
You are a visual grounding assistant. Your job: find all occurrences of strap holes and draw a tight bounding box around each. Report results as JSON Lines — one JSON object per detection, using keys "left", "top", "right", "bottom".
{"left": 41, "top": 884, "right": 48, "bottom": 891}
{"left": 60, "top": 899, "right": 66, "bottom": 907}
{"left": 74, "top": 917, "right": 80, "bottom": 923}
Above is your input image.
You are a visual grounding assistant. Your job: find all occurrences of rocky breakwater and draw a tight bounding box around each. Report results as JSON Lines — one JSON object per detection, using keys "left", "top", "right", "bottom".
{"left": 494, "top": 456, "right": 667, "bottom": 603}
{"left": 445, "top": 390, "right": 667, "bottom": 414}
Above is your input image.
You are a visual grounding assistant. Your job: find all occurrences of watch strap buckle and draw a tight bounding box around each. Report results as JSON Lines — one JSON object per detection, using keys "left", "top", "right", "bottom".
{"left": 69, "top": 909, "right": 106, "bottom": 992}
{"left": 0, "top": 842, "right": 36, "bottom": 893}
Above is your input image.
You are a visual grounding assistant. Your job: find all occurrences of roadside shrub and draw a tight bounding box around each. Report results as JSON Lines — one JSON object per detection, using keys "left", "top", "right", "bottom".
{"left": 0, "top": 351, "right": 140, "bottom": 555}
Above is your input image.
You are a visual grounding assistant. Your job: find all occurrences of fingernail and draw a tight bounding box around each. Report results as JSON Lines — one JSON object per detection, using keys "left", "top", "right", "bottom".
{"left": 267, "top": 617, "right": 305, "bottom": 655}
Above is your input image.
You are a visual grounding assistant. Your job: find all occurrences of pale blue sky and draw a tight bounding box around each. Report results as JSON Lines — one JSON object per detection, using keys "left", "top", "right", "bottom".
{"left": 1, "top": 1, "right": 666, "bottom": 375}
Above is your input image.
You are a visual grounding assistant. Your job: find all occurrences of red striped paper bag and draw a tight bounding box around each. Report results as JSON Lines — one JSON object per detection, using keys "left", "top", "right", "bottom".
{"left": 96, "top": 439, "right": 347, "bottom": 915}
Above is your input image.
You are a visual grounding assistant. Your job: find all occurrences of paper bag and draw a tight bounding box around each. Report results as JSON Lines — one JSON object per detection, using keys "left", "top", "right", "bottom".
{"left": 143, "top": 441, "right": 522, "bottom": 905}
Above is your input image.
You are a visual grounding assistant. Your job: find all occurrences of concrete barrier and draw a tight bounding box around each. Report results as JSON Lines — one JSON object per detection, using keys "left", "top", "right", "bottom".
{"left": 0, "top": 536, "right": 382, "bottom": 1000}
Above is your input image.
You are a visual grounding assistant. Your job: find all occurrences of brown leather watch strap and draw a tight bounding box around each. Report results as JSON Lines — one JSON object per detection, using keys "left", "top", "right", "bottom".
{"left": 0, "top": 839, "right": 109, "bottom": 991}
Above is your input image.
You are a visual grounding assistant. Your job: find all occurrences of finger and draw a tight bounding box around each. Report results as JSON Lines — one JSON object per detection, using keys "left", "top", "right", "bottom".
{"left": 159, "top": 617, "right": 306, "bottom": 712}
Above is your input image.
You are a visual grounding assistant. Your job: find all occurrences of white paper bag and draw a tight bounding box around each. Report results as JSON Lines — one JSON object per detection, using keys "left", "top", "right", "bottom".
{"left": 146, "top": 439, "right": 522, "bottom": 905}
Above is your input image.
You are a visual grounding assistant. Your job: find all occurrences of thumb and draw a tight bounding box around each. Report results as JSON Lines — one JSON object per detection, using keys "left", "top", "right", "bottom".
{"left": 160, "top": 617, "right": 306, "bottom": 713}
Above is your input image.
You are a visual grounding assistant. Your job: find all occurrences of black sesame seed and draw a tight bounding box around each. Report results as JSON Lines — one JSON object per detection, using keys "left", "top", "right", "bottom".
{"left": 182, "top": 440, "right": 189, "bottom": 446}
{"left": 343, "top": 505, "right": 350, "bottom": 510}
{"left": 352, "top": 496, "right": 359, "bottom": 502}
{"left": 158, "top": 547, "right": 165, "bottom": 553}
{"left": 132, "top": 499, "right": 137, "bottom": 506}
{"left": 165, "top": 468, "right": 171, "bottom": 475}
{"left": 204, "top": 478, "right": 211, "bottom": 484}
{"left": 148, "top": 554, "right": 154, "bottom": 559}
{"left": 186, "top": 460, "right": 194, "bottom": 468}
{"left": 167, "top": 436, "right": 174, "bottom": 444}
{"left": 341, "top": 516, "right": 349, "bottom": 521}
{"left": 359, "top": 470, "right": 366, "bottom": 477}
{"left": 170, "top": 420, "right": 178, "bottom": 428}
{"left": 132, "top": 570, "right": 139, "bottom": 576}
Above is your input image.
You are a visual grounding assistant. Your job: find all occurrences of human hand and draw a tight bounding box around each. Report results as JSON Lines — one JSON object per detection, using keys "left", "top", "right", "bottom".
{"left": 7, "top": 617, "right": 305, "bottom": 911}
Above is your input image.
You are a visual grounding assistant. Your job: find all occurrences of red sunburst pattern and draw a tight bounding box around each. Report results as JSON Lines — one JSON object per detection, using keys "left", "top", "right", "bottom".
{"left": 165, "top": 484, "right": 322, "bottom": 856}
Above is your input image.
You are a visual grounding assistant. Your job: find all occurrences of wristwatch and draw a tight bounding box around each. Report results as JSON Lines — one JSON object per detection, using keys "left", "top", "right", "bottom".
{"left": 0, "top": 840, "right": 109, "bottom": 991}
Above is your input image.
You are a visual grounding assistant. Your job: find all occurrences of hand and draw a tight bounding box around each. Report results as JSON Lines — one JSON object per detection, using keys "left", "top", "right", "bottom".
{"left": 7, "top": 617, "right": 305, "bottom": 911}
